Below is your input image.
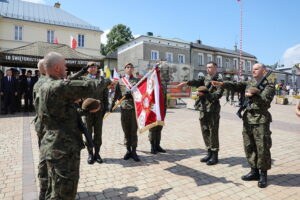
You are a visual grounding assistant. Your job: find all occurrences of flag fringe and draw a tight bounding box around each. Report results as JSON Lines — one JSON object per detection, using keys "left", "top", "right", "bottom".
{"left": 138, "top": 121, "right": 165, "bottom": 134}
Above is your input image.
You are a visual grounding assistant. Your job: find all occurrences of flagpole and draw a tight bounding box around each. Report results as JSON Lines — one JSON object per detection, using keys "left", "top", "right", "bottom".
{"left": 239, "top": 0, "right": 243, "bottom": 81}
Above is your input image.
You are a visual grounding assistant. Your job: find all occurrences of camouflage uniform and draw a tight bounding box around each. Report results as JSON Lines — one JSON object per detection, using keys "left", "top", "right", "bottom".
{"left": 38, "top": 76, "right": 110, "bottom": 199}
{"left": 148, "top": 83, "right": 167, "bottom": 152}
{"left": 83, "top": 75, "right": 109, "bottom": 162}
{"left": 223, "top": 80, "right": 275, "bottom": 170}
{"left": 32, "top": 74, "right": 48, "bottom": 200}
{"left": 113, "top": 76, "right": 139, "bottom": 150}
{"left": 187, "top": 75, "right": 224, "bottom": 152}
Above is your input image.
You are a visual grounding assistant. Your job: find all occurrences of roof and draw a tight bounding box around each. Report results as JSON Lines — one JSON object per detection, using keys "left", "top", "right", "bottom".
{"left": 137, "top": 35, "right": 190, "bottom": 44}
{"left": 0, "top": 41, "right": 103, "bottom": 69}
{"left": 0, "top": 0, "right": 101, "bottom": 32}
{"left": 192, "top": 43, "right": 256, "bottom": 59}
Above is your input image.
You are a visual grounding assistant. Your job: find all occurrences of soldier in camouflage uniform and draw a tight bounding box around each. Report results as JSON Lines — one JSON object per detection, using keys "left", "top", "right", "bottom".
{"left": 112, "top": 63, "right": 140, "bottom": 162}
{"left": 148, "top": 67, "right": 167, "bottom": 154}
{"left": 212, "top": 63, "right": 275, "bottom": 188}
{"left": 37, "top": 52, "right": 113, "bottom": 199}
{"left": 82, "top": 62, "right": 109, "bottom": 164}
{"left": 177, "top": 62, "right": 224, "bottom": 165}
{"left": 32, "top": 59, "right": 48, "bottom": 200}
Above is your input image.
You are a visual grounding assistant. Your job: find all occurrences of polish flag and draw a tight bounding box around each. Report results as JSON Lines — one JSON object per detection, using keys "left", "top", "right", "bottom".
{"left": 113, "top": 68, "right": 120, "bottom": 80}
{"left": 54, "top": 37, "right": 58, "bottom": 44}
{"left": 70, "top": 35, "right": 77, "bottom": 49}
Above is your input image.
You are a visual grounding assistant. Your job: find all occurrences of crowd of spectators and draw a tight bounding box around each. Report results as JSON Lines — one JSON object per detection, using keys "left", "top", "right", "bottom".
{"left": 0, "top": 68, "right": 40, "bottom": 114}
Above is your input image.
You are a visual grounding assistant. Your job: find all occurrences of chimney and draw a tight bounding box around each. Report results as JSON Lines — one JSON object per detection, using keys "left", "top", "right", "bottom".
{"left": 54, "top": 2, "right": 61, "bottom": 8}
{"left": 195, "top": 40, "right": 202, "bottom": 44}
{"left": 146, "top": 32, "right": 153, "bottom": 36}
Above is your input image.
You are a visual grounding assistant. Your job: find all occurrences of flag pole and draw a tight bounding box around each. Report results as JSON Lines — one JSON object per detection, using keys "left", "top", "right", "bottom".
{"left": 239, "top": 0, "right": 243, "bottom": 81}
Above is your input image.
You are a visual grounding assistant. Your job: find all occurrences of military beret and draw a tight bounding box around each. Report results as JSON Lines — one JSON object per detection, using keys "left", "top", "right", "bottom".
{"left": 247, "top": 87, "right": 260, "bottom": 95}
{"left": 197, "top": 86, "right": 208, "bottom": 92}
{"left": 82, "top": 98, "right": 101, "bottom": 111}
{"left": 87, "top": 62, "right": 97, "bottom": 67}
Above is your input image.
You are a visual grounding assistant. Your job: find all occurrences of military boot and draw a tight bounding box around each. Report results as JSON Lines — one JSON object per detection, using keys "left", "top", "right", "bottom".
{"left": 207, "top": 151, "right": 218, "bottom": 165}
{"left": 150, "top": 142, "right": 158, "bottom": 154}
{"left": 156, "top": 140, "right": 166, "bottom": 153}
{"left": 39, "top": 178, "right": 48, "bottom": 200}
{"left": 87, "top": 147, "right": 94, "bottom": 164}
{"left": 123, "top": 147, "right": 131, "bottom": 160}
{"left": 258, "top": 170, "right": 268, "bottom": 188}
{"left": 200, "top": 149, "right": 212, "bottom": 163}
{"left": 94, "top": 147, "right": 103, "bottom": 164}
{"left": 241, "top": 168, "right": 260, "bottom": 181}
{"left": 131, "top": 147, "right": 141, "bottom": 162}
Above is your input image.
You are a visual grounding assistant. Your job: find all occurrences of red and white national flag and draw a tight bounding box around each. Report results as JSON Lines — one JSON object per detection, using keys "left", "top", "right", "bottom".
{"left": 54, "top": 37, "right": 58, "bottom": 44}
{"left": 131, "top": 66, "right": 165, "bottom": 133}
{"left": 113, "top": 68, "right": 120, "bottom": 80}
{"left": 70, "top": 35, "right": 77, "bottom": 49}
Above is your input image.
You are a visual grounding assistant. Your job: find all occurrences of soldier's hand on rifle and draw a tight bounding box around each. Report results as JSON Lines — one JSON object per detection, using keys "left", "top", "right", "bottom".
{"left": 211, "top": 81, "right": 223, "bottom": 87}
{"left": 177, "top": 82, "right": 188, "bottom": 89}
{"left": 196, "top": 86, "right": 208, "bottom": 97}
{"left": 246, "top": 87, "right": 260, "bottom": 97}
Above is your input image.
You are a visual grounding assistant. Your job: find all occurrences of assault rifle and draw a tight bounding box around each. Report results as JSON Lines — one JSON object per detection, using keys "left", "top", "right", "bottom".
{"left": 77, "top": 115, "right": 94, "bottom": 148}
{"left": 236, "top": 70, "right": 273, "bottom": 118}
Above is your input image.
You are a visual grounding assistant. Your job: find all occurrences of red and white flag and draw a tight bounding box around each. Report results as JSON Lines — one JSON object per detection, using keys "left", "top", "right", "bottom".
{"left": 70, "top": 35, "right": 77, "bottom": 49}
{"left": 54, "top": 37, "right": 58, "bottom": 44}
{"left": 131, "top": 66, "right": 165, "bottom": 133}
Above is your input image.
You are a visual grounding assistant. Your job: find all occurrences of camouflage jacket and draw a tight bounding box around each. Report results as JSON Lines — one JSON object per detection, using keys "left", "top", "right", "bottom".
{"left": 38, "top": 76, "right": 111, "bottom": 160}
{"left": 112, "top": 76, "right": 140, "bottom": 110}
{"left": 223, "top": 79, "right": 275, "bottom": 124}
{"left": 187, "top": 75, "right": 224, "bottom": 113}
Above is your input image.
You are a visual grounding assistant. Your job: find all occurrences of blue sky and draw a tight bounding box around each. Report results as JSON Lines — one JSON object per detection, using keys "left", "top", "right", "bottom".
{"left": 34, "top": 0, "right": 300, "bottom": 65}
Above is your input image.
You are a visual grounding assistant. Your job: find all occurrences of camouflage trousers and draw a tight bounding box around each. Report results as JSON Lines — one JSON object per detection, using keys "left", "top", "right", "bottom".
{"left": 37, "top": 133, "right": 47, "bottom": 200}
{"left": 199, "top": 112, "right": 220, "bottom": 151}
{"left": 242, "top": 122, "right": 272, "bottom": 171}
{"left": 45, "top": 151, "right": 80, "bottom": 200}
{"left": 84, "top": 111, "right": 104, "bottom": 150}
{"left": 121, "top": 109, "right": 138, "bottom": 148}
{"left": 148, "top": 125, "right": 163, "bottom": 145}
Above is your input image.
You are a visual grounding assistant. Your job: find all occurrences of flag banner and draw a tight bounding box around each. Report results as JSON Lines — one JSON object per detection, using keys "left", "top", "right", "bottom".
{"left": 131, "top": 67, "right": 165, "bottom": 133}
{"left": 70, "top": 35, "right": 77, "bottom": 49}
{"left": 113, "top": 68, "right": 120, "bottom": 80}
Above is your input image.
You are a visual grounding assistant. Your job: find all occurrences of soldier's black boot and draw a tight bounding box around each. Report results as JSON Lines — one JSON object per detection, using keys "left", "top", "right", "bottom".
{"left": 156, "top": 140, "right": 166, "bottom": 153}
{"left": 258, "top": 170, "right": 268, "bottom": 188}
{"left": 207, "top": 151, "right": 218, "bottom": 165}
{"left": 200, "top": 149, "right": 212, "bottom": 163}
{"left": 87, "top": 147, "right": 94, "bottom": 164}
{"left": 150, "top": 142, "right": 158, "bottom": 154}
{"left": 131, "top": 147, "right": 141, "bottom": 162}
{"left": 123, "top": 147, "right": 131, "bottom": 160}
{"left": 241, "top": 168, "right": 260, "bottom": 181}
{"left": 94, "top": 147, "right": 103, "bottom": 164}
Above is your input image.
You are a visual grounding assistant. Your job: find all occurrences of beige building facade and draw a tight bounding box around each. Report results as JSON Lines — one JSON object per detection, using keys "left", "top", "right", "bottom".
{"left": 0, "top": 0, "right": 102, "bottom": 58}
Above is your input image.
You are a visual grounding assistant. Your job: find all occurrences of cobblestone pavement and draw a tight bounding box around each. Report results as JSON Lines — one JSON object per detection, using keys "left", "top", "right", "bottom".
{"left": 0, "top": 97, "right": 299, "bottom": 200}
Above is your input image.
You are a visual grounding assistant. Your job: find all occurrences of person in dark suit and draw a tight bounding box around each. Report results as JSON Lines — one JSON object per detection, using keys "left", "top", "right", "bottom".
{"left": 33, "top": 69, "right": 40, "bottom": 84}
{"left": 0, "top": 69, "right": 18, "bottom": 114}
{"left": 14, "top": 69, "right": 23, "bottom": 112}
{"left": 22, "top": 70, "right": 34, "bottom": 112}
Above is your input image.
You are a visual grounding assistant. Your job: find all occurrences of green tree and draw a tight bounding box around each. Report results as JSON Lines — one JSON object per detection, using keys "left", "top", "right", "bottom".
{"left": 101, "top": 24, "right": 134, "bottom": 56}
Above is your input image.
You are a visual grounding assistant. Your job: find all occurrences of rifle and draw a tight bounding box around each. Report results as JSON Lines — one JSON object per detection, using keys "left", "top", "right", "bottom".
{"left": 77, "top": 115, "right": 94, "bottom": 148}
{"left": 236, "top": 70, "right": 273, "bottom": 118}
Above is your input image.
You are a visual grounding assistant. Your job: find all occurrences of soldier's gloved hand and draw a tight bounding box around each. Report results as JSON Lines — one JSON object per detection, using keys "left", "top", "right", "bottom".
{"left": 125, "top": 91, "right": 132, "bottom": 99}
{"left": 80, "top": 65, "right": 89, "bottom": 73}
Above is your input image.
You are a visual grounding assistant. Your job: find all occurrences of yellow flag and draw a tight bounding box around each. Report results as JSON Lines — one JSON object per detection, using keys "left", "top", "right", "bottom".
{"left": 105, "top": 66, "right": 111, "bottom": 79}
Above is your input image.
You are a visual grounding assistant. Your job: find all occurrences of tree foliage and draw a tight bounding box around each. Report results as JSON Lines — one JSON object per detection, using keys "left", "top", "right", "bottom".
{"left": 101, "top": 24, "right": 134, "bottom": 56}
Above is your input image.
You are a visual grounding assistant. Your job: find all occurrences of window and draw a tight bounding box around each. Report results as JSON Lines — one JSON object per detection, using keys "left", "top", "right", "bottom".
{"left": 178, "top": 54, "right": 185, "bottom": 64}
{"left": 233, "top": 58, "right": 238, "bottom": 69}
{"left": 247, "top": 61, "right": 251, "bottom": 71}
{"left": 165, "top": 52, "right": 173, "bottom": 62}
{"left": 207, "top": 54, "right": 213, "bottom": 63}
{"left": 78, "top": 34, "right": 85, "bottom": 47}
{"left": 225, "top": 58, "right": 230, "bottom": 68}
{"left": 241, "top": 60, "right": 246, "bottom": 70}
{"left": 151, "top": 50, "right": 159, "bottom": 60}
{"left": 198, "top": 53, "right": 204, "bottom": 65}
{"left": 217, "top": 56, "right": 222, "bottom": 67}
{"left": 14, "top": 26, "right": 22, "bottom": 41}
{"left": 47, "top": 30, "right": 54, "bottom": 43}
